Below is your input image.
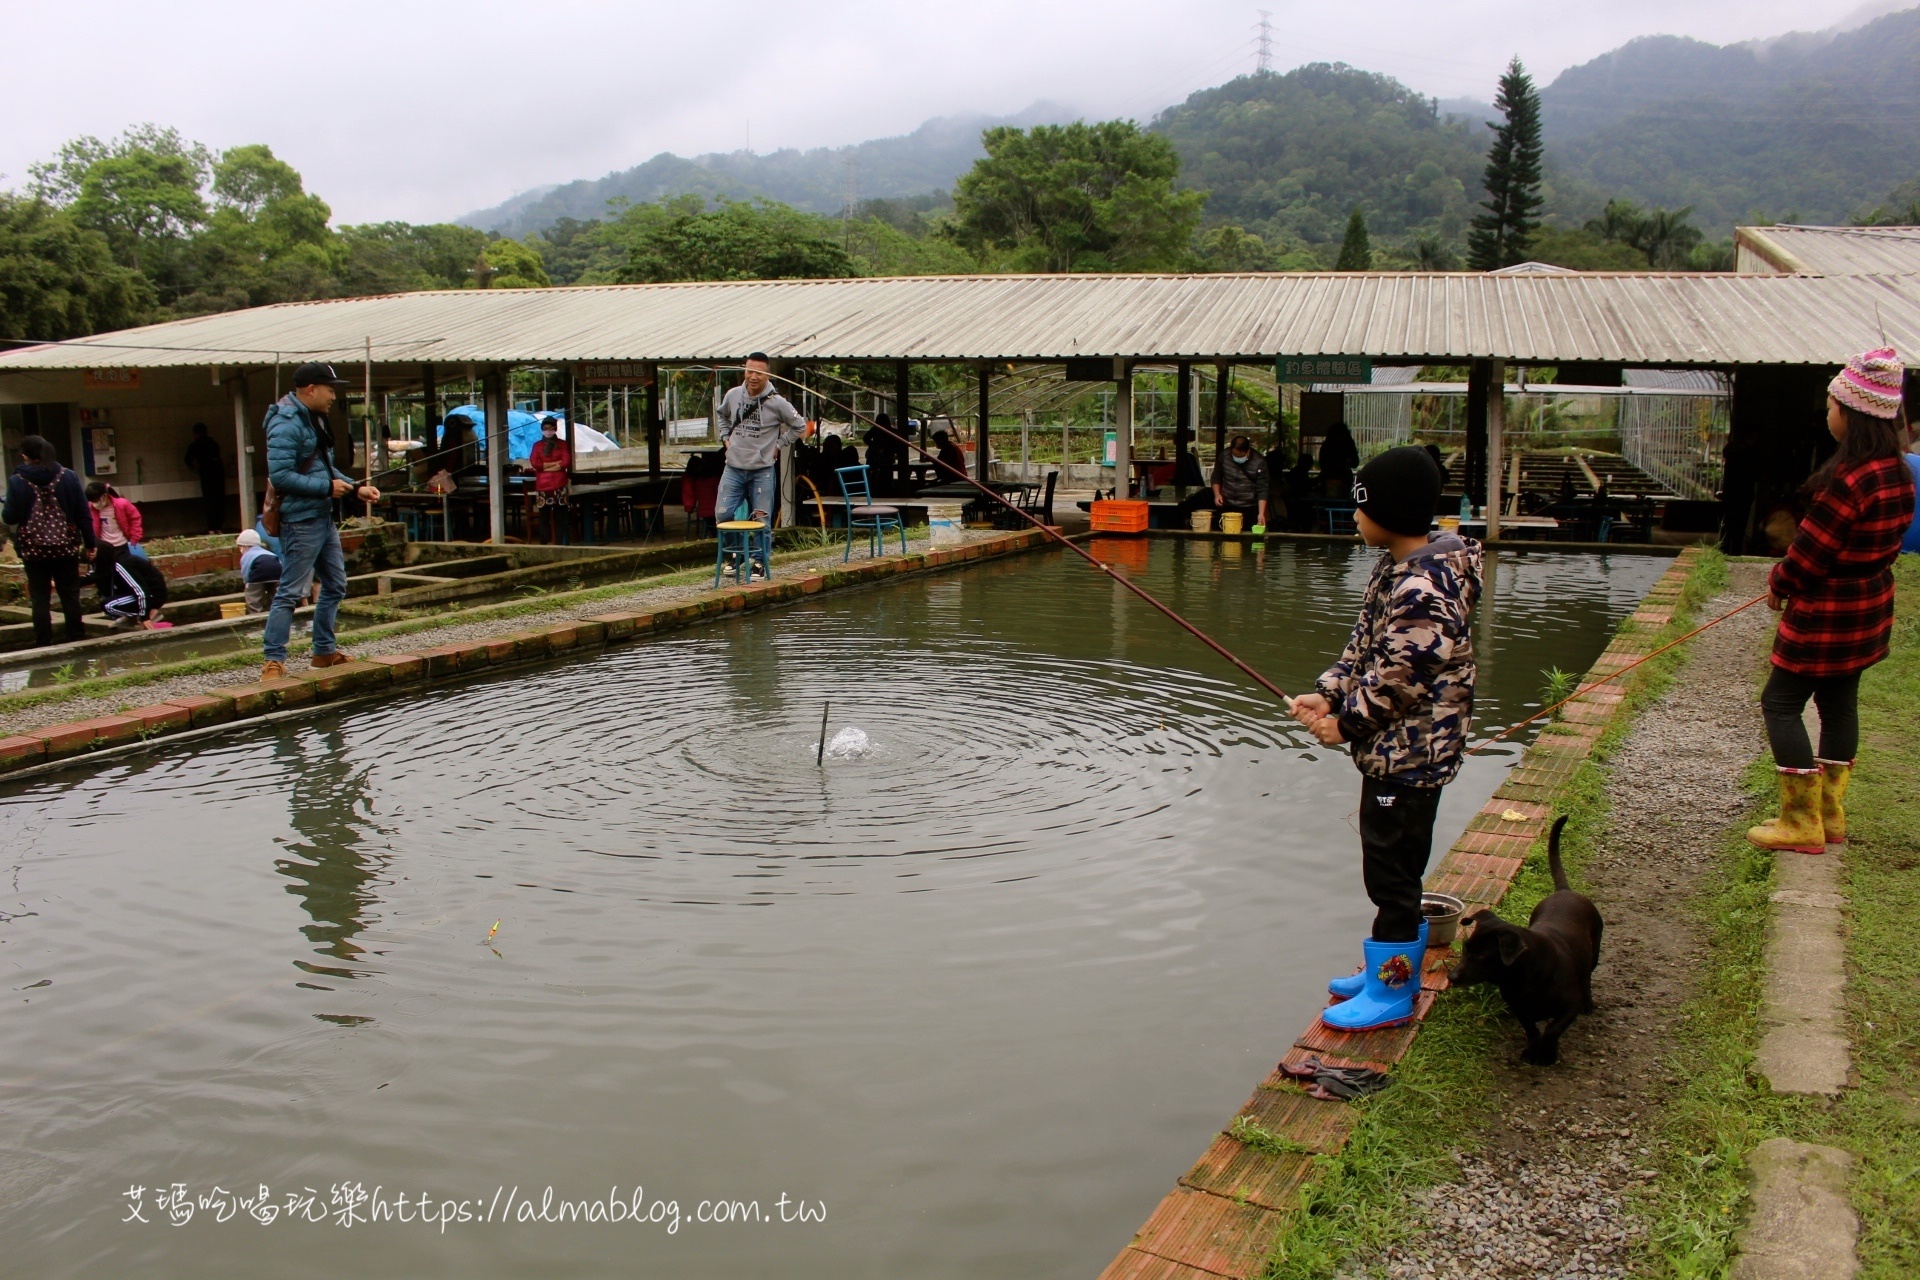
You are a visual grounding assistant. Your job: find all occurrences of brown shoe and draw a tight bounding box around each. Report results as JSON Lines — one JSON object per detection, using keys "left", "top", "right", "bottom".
{"left": 309, "top": 651, "right": 356, "bottom": 668}
{"left": 260, "top": 660, "right": 288, "bottom": 681}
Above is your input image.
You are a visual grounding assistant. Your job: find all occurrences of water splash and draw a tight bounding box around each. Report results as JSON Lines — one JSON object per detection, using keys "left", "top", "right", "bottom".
{"left": 818, "top": 726, "right": 872, "bottom": 760}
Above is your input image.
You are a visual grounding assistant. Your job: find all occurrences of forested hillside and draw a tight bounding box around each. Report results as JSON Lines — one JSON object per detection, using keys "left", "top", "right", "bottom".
{"left": 1543, "top": 7, "right": 1920, "bottom": 229}
{"left": 1150, "top": 64, "right": 1487, "bottom": 250}
{"left": 463, "top": 105, "right": 1072, "bottom": 237}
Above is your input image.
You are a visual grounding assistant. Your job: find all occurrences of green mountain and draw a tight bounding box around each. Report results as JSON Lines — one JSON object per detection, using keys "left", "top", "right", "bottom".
{"left": 1543, "top": 7, "right": 1920, "bottom": 230}
{"left": 1149, "top": 64, "right": 1488, "bottom": 251}
{"left": 461, "top": 105, "right": 1073, "bottom": 236}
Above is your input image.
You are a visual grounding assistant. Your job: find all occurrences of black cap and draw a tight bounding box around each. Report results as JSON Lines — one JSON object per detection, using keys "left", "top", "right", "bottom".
{"left": 1353, "top": 445, "right": 1443, "bottom": 536}
{"left": 291, "top": 361, "right": 350, "bottom": 388}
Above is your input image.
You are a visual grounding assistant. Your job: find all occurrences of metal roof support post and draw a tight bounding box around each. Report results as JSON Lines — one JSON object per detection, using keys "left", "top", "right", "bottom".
{"left": 230, "top": 374, "right": 255, "bottom": 530}
{"left": 895, "top": 360, "right": 913, "bottom": 446}
{"left": 1212, "top": 362, "right": 1231, "bottom": 473}
{"left": 977, "top": 361, "right": 992, "bottom": 482}
{"left": 487, "top": 366, "right": 508, "bottom": 545}
{"left": 644, "top": 366, "right": 661, "bottom": 479}
{"left": 1465, "top": 359, "right": 1491, "bottom": 513}
{"left": 420, "top": 363, "right": 438, "bottom": 455}
{"left": 1174, "top": 361, "right": 1192, "bottom": 499}
{"left": 1485, "top": 359, "right": 1506, "bottom": 542}
{"left": 1114, "top": 358, "right": 1133, "bottom": 498}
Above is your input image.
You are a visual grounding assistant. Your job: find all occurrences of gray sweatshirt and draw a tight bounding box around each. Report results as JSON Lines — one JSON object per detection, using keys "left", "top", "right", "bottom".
{"left": 1212, "top": 450, "right": 1267, "bottom": 506}
{"left": 717, "top": 384, "right": 807, "bottom": 470}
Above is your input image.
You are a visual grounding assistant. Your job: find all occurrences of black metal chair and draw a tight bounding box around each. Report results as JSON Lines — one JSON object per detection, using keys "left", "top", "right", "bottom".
{"left": 1019, "top": 472, "right": 1059, "bottom": 526}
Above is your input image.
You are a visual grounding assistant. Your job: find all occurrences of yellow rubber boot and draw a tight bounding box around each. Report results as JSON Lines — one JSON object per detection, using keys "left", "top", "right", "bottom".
{"left": 1818, "top": 758, "right": 1852, "bottom": 846}
{"left": 1747, "top": 767, "right": 1827, "bottom": 854}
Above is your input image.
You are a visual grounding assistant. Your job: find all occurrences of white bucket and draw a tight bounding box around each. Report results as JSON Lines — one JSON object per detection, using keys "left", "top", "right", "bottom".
{"left": 926, "top": 501, "right": 965, "bottom": 546}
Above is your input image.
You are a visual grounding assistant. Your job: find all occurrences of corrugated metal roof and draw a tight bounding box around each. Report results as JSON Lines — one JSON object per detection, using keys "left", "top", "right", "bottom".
{"left": 1735, "top": 224, "right": 1920, "bottom": 276}
{"left": 3, "top": 269, "right": 1915, "bottom": 372}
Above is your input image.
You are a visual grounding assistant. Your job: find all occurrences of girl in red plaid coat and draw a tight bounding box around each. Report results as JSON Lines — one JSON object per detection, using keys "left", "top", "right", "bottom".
{"left": 1750, "top": 348, "right": 1916, "bottom": 854}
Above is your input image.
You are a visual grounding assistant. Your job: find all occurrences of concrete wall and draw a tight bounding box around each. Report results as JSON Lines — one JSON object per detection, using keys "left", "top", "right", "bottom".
{"left": 0, "top": 366, "right": 273, "bottom": 536}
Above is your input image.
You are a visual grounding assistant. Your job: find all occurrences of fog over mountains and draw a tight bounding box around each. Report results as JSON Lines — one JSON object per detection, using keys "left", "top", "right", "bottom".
{"left": 462, "top": 5, "right": 1920, "bottom": 242}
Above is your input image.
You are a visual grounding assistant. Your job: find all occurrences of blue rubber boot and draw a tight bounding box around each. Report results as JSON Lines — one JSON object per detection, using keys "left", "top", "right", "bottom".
{"left": 1329, "top": 919, "right": 1426, "bottom": 1001}
{"left": 1320, "top": 933, "right": 1426, "bottom": 1031}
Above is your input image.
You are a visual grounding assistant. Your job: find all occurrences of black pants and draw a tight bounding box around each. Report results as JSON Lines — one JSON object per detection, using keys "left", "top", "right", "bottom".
{"left": 24, "top": 556, "right": 85, "bottom": 646}
{"left": 200, "top": 481, "right": 224, "bottom": 532}
{"left": 1360, "top": 773, "right": 1445, "bottom": 942}
{"left": 1760, "top": 666, "right": 1861, "bottom": 770}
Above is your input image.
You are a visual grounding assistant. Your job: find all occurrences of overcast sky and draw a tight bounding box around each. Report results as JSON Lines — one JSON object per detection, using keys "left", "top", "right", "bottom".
{"left": 2, "top": 0, "right": 1880, "bottom": 225}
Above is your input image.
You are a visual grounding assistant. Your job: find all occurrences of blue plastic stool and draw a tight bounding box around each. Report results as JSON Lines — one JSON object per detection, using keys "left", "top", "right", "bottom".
{"left": 714, "top": 519, "right": 771, "bottom": 586}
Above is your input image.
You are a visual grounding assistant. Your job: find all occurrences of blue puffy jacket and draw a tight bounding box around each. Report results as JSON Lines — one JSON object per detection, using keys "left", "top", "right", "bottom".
{"left": 264, "top": 392, "right": 353, "bottom": 524}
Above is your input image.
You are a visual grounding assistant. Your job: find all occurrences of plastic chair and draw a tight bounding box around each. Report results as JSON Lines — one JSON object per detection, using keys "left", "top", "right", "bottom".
{"left": 682, "top": 472, "right": 720, "bottom": 538}
{"left": 1324, "top": 504, "right": 1358, "bottom": 535}
{"left": 836, "top": 465, "right": 906, "bottom": 561}
{"left": 714, "top": 517, "right": 771, "bottom": 586}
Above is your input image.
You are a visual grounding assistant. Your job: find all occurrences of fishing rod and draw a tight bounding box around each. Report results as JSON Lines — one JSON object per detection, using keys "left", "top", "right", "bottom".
{"left": 753, "top": 366, "right": 1302, "bottom": 710}
{"left": 1464, "top": 590, "right": 1771, "bottom": 755}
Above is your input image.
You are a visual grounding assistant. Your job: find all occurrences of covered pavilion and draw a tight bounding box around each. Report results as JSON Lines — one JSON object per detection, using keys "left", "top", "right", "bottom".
{"left": 3, "top": 239, "right": 1917, "bottom": 549}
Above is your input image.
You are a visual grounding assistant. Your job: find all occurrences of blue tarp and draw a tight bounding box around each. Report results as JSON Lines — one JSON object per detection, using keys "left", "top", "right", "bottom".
{"left": 441, "top": 405, "right": 546, "bottom": 461}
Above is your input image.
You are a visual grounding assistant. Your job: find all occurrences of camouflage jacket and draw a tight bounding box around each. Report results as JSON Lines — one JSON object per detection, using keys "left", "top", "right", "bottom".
{"left": 1315, "top": 534, "right": 1482, "bottom": 786}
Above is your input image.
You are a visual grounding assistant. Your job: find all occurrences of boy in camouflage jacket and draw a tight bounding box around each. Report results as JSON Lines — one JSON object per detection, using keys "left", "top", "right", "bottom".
{"left": 1291, "top": 445, "right": 1481, "bottom": 1031}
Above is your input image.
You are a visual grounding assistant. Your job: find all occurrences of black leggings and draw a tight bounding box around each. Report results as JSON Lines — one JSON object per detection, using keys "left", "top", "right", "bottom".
{"left": 1760, "top": 666, "right": 1861, "bottom": 769}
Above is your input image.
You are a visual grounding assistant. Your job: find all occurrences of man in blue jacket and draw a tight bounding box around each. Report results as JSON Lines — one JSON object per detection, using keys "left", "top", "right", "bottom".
{"left": 260, "top": 362, "right": 381, "bottom": 680}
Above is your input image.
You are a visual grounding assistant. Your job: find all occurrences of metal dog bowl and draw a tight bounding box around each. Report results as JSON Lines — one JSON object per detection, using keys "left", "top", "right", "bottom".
{"left": 1421, "top": 892, "right": 1466, "bottom": 947}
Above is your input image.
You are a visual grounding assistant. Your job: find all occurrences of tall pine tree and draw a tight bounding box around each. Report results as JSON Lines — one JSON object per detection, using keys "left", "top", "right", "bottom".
{"left": 1467, "top": 59, "right": 1543, "bottom": 271}
{"left": 1334, "top": 206, "right": 1372, "bottom": 270}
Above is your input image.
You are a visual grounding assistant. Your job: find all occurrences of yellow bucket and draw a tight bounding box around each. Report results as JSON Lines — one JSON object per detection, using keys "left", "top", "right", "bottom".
{"left": 1437, "top": 515, "right": 1461, "bottom": 533}
{"left": 1189, "top": 510, "right": 1213, "bottom": 532}
{"left": 220, "top": 601, "right": 247, "bottom": 619}
{"left": 1219, "top": 511, "right": 1244, "bottom": 534}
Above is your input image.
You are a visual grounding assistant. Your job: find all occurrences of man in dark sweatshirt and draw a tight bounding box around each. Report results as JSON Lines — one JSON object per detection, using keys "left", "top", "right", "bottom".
{"left": 3, "top": 435, "right": 96, "bottom": 645}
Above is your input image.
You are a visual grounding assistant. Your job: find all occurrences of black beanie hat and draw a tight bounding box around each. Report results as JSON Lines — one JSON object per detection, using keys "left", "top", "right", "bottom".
{"left": 1353, "top": 445, "right": 1443, "bottom": 536}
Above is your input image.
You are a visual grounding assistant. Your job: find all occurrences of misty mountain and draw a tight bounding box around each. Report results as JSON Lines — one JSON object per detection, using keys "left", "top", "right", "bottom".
{"left": 461, "top": 103, "right": 1076, "bottom": 237}
{"left": 1542, "top": 6, "right": 1920, "bottom": 229}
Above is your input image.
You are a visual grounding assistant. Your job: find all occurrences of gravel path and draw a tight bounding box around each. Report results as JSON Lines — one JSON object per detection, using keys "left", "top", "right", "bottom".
{"left": 1346, "top": 564, "right": 1774, "bottom": 1280}
{"left": 4, "top": 529, "right": 1010, "bottom": 734}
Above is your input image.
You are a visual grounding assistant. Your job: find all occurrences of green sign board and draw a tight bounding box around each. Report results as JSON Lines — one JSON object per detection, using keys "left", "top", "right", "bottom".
{"left": 1275, "top": 356, "right": 1372, "bottom": 384}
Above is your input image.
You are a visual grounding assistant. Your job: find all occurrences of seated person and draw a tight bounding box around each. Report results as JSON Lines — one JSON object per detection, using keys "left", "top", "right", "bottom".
{"left": 933, "top": 430, "right": 967, "bottom": 478}
{"left": 99, "top": 550, "right": 168, "bottom": 628}
{"left": 236, "top": 528, "right": 283, "bottom": 614}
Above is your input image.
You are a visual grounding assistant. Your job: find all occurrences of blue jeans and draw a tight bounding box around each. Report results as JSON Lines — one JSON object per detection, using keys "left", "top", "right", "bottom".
{"left": 715, "top": 465, "right": 776, "bottom": 522}
{"left": 262, "top": 516, "right": 346, "bottom": 662}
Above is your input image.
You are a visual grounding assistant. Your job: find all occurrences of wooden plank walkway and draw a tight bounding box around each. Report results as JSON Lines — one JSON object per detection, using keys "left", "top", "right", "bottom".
{"left": 1095, "top": 547, "right": 1702, "bottom": 1280}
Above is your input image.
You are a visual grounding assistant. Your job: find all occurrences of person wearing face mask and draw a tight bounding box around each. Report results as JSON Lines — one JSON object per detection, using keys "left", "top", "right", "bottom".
{"left": 522, "top": 414, "right": 572, "bottom": 544}
{"left": 1211, "top": 434, "right": 1268, "bottom": 531}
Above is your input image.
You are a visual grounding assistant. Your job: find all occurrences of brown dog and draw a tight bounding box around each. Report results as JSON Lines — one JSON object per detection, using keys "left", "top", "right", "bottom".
{"left": 1448, "top": 816, "right": 1602, "bottom": 1066}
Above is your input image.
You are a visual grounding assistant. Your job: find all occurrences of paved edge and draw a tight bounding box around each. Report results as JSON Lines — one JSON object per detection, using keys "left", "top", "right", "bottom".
{"left": 1095, "top": 546, "right": 1706, "bottom": 1280}
{"left": 1755, "top": 853, "right": 1852, "bottom": 1097}
{"left": 1730, "top": 1138, "right": 1860, "bottom": 1280}
{"left": 0, "top": 530, "right": 1053, "bottom": 783}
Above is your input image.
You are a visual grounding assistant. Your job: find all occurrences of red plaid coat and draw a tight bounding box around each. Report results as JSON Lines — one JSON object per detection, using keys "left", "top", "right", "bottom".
{"left": 1770, "top": 454, "right": 1915, "bottom": 677}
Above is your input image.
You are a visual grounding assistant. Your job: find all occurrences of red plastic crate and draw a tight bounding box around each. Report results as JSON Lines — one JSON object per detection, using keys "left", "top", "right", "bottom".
{"left": 1089, "top": 499, "right": 1150, "bottom": 533}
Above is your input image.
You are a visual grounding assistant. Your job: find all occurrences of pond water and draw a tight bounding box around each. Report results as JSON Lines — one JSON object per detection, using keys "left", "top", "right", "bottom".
{"left": 0, "top": 540, "right": 1666, "bottom": 1279}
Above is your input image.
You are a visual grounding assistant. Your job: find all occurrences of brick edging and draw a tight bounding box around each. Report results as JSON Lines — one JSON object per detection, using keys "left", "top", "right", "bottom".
{"left": 1095, "top": 545, "right": 1705, "bottom": 1280}
{"left": 0, "top": 530, "right": 1052, "bottom": 780}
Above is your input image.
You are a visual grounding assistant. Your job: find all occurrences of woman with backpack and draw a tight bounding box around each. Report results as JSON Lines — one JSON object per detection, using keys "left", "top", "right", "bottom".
{"left": 3, "top": 435, "right": 95, "bottom": 646}
{"left": 1749, "top": 348, "right": 1917, "bottom": 853}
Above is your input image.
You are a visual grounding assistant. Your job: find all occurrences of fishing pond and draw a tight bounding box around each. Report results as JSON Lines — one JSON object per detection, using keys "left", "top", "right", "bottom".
{"left": 0, "top": 539, "right": 1667, "bottom": 1278}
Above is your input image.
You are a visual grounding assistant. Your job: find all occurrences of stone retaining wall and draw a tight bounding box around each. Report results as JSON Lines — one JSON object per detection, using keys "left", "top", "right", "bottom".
{"left": 1094, "top": 545, "right": 1703, "bottom": 1280}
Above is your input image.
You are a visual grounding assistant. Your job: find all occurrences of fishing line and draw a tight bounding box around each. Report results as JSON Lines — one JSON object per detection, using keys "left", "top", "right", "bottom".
{"left": 1464, "top": 590, "right": 1770, "bottom": 755}
{"left": 755, "top": 367, "right": 1302, "bottom": 710}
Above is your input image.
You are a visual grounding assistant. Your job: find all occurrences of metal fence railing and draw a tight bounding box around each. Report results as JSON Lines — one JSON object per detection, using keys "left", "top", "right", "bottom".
{"left": 1617, "top": 395, "right": 1729, "bottom": 500}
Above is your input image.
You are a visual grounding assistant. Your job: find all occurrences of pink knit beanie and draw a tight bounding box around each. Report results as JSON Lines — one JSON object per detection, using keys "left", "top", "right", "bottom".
{"left": 1828, "top": 347, "right": 1906, "bottom": 420}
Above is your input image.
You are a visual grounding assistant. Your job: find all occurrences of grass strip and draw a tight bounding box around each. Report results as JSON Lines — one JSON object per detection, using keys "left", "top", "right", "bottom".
{"left": 1632, "top": 555, "right": 1920, "bottom": 1280}
{"left": 0, "top": 534, "right": 936, "bottom": 719}
{"left": 1263, "top": 548, "right": 1729, "bottom": 1279}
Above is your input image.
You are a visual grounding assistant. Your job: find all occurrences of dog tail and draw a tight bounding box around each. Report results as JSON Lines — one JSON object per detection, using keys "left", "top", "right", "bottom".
{"left": 1547, "top": 814, "right": 1571, "bottom": 892}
